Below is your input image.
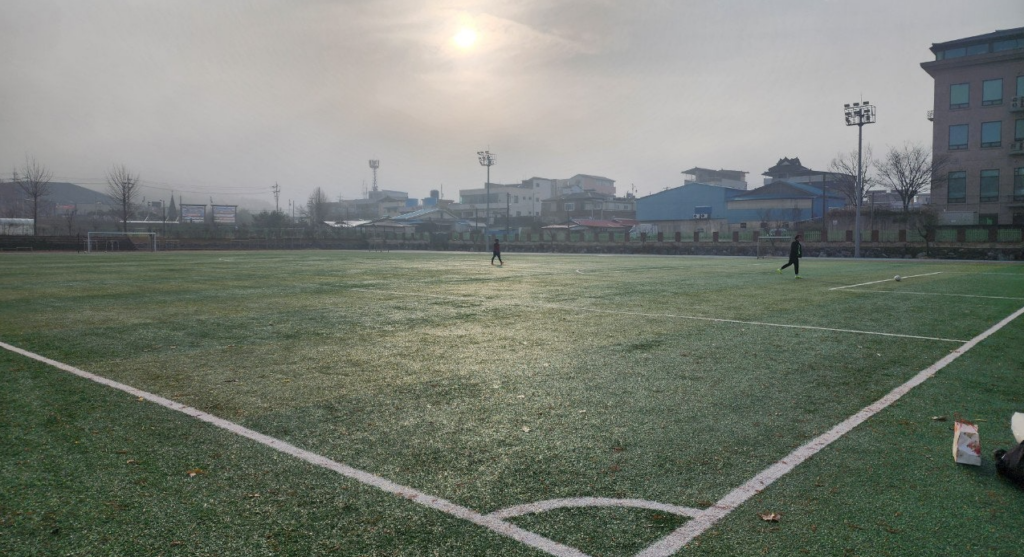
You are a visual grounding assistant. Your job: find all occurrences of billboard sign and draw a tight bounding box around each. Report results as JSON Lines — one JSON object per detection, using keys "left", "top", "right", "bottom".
{"left": 180, "top": 204, "right": 206, "bottom": 223}
{"left": 212, "top": 205, "right": 237, "bottom": 224}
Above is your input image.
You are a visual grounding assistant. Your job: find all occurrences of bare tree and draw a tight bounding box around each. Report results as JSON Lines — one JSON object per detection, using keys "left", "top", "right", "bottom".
{"left": 307, "top": 187, "right": 329, "bottom": 225}
{"left": 14, "top": 157, "right": 52, "bottom": 236}
{"left": 106, "top": 164, "right": 141, "bottom": 232}
{"left": 828, "top": 146, "right": 876, "bottom": 207}
{"left": 876, "top": 143, "right": 949, "bottom": 214}
{"left": 909, "top": 205, "right": 940, "bottom": 256}
{"left": 755, "top": 208, "right": 776, "bottom": 231}
{"left": 63, "top": 206, "right": 78, "bottom": 236}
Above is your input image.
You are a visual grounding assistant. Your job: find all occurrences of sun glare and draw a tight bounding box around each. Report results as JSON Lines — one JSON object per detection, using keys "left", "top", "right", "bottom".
{"left": 453, "top": 28, "right": 477, "bottom": 49}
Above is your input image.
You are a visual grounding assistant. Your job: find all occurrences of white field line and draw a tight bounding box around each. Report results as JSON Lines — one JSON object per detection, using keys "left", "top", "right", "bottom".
{"left": 352, "top": 288, "right": 967, "bottom": 343}
{"left": 635, "top": 303, "right": 1024, "bottom": 557}
{"left": 828, "top": 271, "right": 942, "bottom": 291}
{"left": 932, "top": 271, "right": 1024, "bottom": 277}
{"left": 0, "top": 340, "right": 590, "bottom": 557}
{"left": 834, "top": 290, "right": 1024, "bottom": 301}
{"left": 489, "top": 497, "right": 703, "bottom": 520}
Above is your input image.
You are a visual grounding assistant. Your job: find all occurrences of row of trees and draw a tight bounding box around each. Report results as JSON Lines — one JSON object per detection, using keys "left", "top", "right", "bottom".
{"left": 5, "top": 158, "right": 141, "bottom": 235}
{"left": 828, "top": 142, "right": 947, "bottom": 214}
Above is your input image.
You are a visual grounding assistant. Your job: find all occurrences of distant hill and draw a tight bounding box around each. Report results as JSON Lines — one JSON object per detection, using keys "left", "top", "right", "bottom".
{"left": 0, "top": 181, "right": 274, "bottom": 213}
{"left": 0, "top": 181, "right": 112, "bottom": 206}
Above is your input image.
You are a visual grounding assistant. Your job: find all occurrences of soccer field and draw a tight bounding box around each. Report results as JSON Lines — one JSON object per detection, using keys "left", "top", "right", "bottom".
{"left": 1, "top": 251, "right": 1023, "bottom": 556}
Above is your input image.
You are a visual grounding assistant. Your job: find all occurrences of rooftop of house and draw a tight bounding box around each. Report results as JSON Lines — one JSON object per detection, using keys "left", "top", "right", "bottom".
{"left": 681, "top": 167, "right": 748, "bottom": 177}
{"left": 570, "top": 219, "right": 632, "bottom": 228}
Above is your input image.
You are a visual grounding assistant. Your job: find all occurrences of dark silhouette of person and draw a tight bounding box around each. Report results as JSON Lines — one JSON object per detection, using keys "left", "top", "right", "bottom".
{"left": 491, "top": 238, "right": 503, "bottom": 265}
{"left": 778, "top": 234, "right": 802, "bottom": 278}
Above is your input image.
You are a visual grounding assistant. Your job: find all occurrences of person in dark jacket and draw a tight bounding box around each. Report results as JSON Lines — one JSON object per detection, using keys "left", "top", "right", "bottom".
{"left": 491, "top": 238, "right": 503, "bottom": 265}
{"left": 777, "top": 234, "right": 803, "bottom": 278}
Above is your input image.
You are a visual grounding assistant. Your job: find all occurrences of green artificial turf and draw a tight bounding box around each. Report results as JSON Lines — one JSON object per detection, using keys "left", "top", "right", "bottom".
{"left": 1, "top": 251, "right": 1022, "bottom": 556}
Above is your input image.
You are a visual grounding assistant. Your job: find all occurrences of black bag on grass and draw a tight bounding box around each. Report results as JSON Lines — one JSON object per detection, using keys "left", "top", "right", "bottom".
{"left": 994, "top": 441, "right": 1024, "bottom": 487}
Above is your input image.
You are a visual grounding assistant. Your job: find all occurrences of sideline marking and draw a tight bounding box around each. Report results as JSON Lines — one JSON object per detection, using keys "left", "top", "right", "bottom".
{"left": 829, "top": 271, "right": 942, "bottom": 291}
{"left": 353, "top": 289, "right": 967, "bottom": 343}
{"left": 835, "top": 290, "right": 1024, "bottom": 301}
{"left": 489, "top": 497, "right": 703, "bottom": 520}
{"left": 0, "top": 341, "right": 589, "bottom": 557}
{"left": 636, "top": 303, "right": 1024, "bottom": 557}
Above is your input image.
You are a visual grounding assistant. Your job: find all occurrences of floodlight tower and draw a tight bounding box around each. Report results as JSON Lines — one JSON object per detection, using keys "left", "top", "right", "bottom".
{"left": 477, "top": 150, "right": 496, "bottom": 231}
{"left": 369, "top": 159, "right": 380, "bottom": 193}
{"left": 844, "top": 101, "right": 875, "bottom": 258}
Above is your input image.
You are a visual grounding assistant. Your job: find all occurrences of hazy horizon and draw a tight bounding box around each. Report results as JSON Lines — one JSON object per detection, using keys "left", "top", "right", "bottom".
{"left": 2, "top": 1, "right": 1021, "bottom": 209}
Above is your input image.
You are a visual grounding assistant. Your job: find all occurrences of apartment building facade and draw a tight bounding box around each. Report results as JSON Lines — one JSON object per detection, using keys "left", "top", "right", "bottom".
{"left": 454, "top": 182, "right": 542, "bottom": 222}
{"left": 921, "top": 27, "right": 1024, "bottom": 225}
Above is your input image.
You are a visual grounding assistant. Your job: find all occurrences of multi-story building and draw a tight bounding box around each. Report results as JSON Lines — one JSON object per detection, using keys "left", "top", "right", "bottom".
{"left": 561, "top": 174, "right": 616, "bottom": 196}
{"left": 682, "top": 167, "right": 748, "bottom": 190}
{"left": 921, "top": 27, "right": 1024, "bottom": 225}
{"left": 454, "top": 175, "right": 611, "bottom": 223}
{"left": 453, "top": 182, "right": 541, "bottom": 222}
{"left": 540, "top": 191, "right": 635, "bottom": 225}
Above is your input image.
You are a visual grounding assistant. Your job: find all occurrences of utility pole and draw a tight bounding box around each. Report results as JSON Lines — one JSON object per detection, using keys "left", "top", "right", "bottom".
{"left": 505, "top": 192, "right": 510, "bottom": 240}
{"left": 821, "top": 172, "right": 827, "bottom": 241}
{"left": 272, "top": 182, "right": 280, "bottom": 212}
{"left": 844, "top": 101, "right": 876, "bottom": 258}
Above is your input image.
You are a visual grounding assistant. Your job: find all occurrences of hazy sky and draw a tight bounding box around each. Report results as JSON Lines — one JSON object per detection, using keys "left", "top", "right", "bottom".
{"left": 2, "top": 0, "right": 1022, "bottom": 209}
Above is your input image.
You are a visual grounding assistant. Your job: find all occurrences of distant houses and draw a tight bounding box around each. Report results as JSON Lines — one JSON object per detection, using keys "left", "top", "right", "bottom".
{"left": 2, "top": 154, "right": 910, "bottom": 238}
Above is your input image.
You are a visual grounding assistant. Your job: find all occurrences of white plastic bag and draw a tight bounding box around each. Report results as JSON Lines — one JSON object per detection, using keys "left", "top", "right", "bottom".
{"left": 953, "top": 419, "right": 981, "bottom": 466}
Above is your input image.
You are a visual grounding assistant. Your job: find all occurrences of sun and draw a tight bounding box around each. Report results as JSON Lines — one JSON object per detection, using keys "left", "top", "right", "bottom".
{"left": 453, "top": 28, "right": 477, "bottom": 49}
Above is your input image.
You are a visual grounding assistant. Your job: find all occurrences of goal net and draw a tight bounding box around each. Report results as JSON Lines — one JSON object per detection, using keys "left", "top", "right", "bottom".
{"left": 756, "top": 235, "right": 791, "bottom": 259}
{"left": 86, "top": 231, "right": 158, "bottom": 253}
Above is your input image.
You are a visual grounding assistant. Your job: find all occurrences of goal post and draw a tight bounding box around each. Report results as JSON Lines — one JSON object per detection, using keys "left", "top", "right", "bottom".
{"left": 756, "top": 235, "right": 791, "bottom": 259}
{"left": 86, "top": 231, "right": 158, "bottom": 253}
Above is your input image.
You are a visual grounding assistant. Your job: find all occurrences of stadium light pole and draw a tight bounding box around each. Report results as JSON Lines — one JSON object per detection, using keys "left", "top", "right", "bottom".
{"left": 844, "top": 101, "right": 875, "bottom": 258}
{"left": 477, "top": 150, "right": 495, "bottom": 240}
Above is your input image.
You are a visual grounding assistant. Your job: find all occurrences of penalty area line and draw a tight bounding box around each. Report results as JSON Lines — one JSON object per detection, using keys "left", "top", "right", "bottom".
{"left": 635, "top": 302, "right": 1024, "bottom": 557}
{"left": 353, "top": 288, "right": 967, "bottom": 343}
{"left": 829, "top": 271, "right": 942, "bottom": 291}
{"left": 0, "top": 340, "right": 590, "bottom": 557}
{"left": 834, "top": 290, "right": 1024, "bottom": 301}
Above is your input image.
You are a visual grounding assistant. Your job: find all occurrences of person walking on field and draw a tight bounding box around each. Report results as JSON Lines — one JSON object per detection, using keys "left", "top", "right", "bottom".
{"left": 777, "top": 233, "right": 803, "bottom": 278}
{"left": 491, "top": 238, "right": 503, "bottom": 266}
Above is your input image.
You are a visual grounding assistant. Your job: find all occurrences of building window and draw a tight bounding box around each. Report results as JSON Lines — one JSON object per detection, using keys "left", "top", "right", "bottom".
{"left": 516, "top": 211, "right": 521, "bottom": 217}
{"left": 967, "top": 43, "right": 989, "bottom": 56}
{"left": 1015, "top": 168, "right": 1024, "bottom": 202}
{"left": 982, "top": 79, "right": 1003, "bottom": 106}
{"left": 564, "top": 202, "right": 575, "bottom": 211}
{"left": 1018, "top": 75, "right": 1024, "bottom": 97}
{"left": 950, "top": 83, "right": 969, "bottom": 108}
{"left": 996, "top": 39, "right": 1024, "bottom": 52}
{"left": 980, "top": 170, "right": 1000, "bottom": 202}
{"left": 949, "top": 124, "right": 968, "bottom": 150}
{"left": 514, "top": 196, "right": 518, "bottom": 203}
{"left": 978, "top": 214, "right": 998, "bottom": 225}
{"left": 981, "top": 121, "right": 1002, "bottom": 148}
{"left": 1016, "top": 119, "right": 1024, "bottom": 141}
{"left": 940, "top": 47, "right": 967, "bottom": 60}
{"left": 947, "top": 171, "right": 967, "bottom": 204}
